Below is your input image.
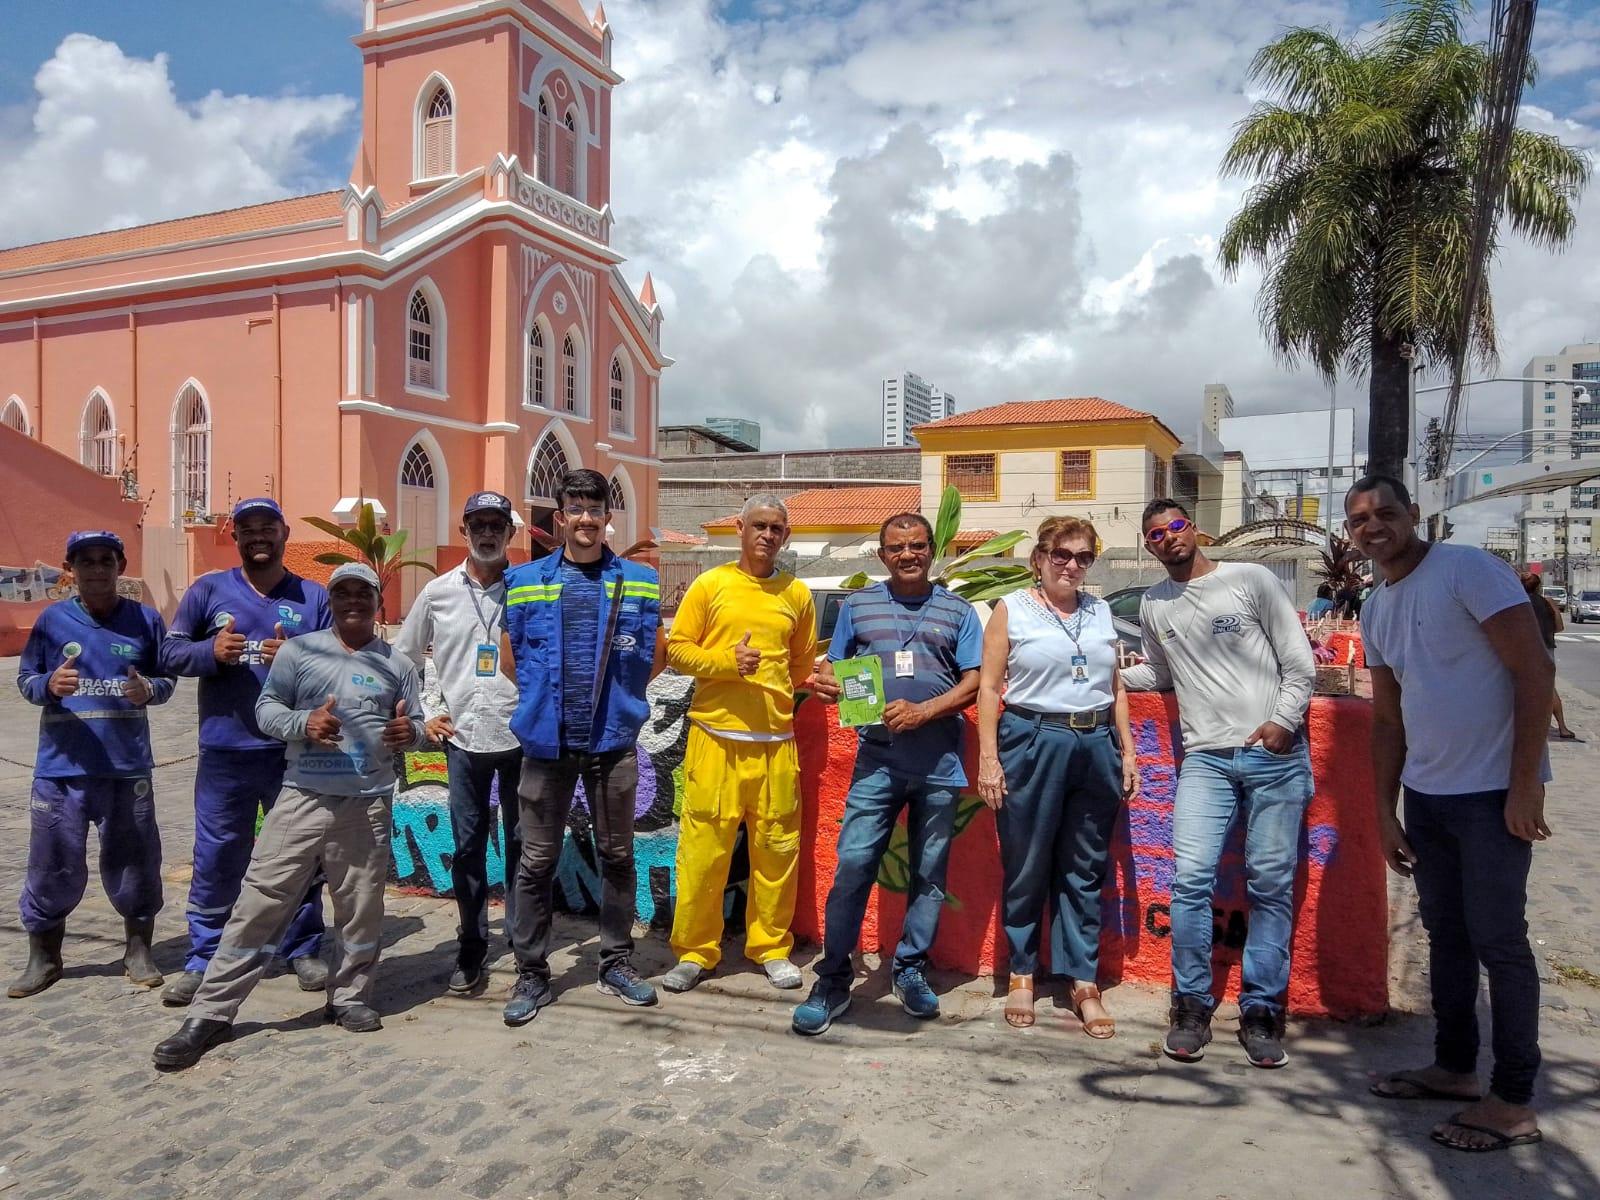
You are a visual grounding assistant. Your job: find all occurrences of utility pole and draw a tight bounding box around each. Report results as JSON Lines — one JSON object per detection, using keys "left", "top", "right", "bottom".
{"left": 1326, "top": 379, "right": 1338, "bottom": 537}
{"left": 1563, "top": 510, "right": 1572, "bottom": 590}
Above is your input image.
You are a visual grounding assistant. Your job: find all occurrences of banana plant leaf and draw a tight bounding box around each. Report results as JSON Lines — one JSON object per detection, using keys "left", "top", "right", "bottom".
{"left": 933, "top": 485, "right": 961, "bottom": 558}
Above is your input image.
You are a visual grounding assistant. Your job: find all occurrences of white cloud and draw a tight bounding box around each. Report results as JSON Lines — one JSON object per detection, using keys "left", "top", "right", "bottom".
{"left": 0, "top": 34, "right": 355, "bottom": 249}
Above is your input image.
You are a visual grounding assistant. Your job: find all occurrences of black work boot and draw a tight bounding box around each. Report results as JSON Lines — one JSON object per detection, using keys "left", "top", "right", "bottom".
{"left": 290, "top": 955, "right": 329, "bottom": 992}
{"left": 7, "top": 926, "right": 65, "bottom": 998}
{"left": 123, "top": 918, "right": 164, "bottom": 989}
{"left": 152, "top": 1019, "right": 232, "bottom": 1070}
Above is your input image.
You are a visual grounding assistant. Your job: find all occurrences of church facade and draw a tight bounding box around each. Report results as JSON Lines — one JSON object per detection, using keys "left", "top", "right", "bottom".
{"left": 0, "top": 0, "right": 667, "bottom": 614}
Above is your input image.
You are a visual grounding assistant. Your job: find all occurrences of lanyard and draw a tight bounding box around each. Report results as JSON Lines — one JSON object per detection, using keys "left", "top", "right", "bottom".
{"left": 892, "top": 586, "right": 935, "bottom": 649}
{"left": 1036, "top": 587, "right": 1087, "bottom": 658}
{"left": 462, "top": 571, "right": 507, "bottom": 642}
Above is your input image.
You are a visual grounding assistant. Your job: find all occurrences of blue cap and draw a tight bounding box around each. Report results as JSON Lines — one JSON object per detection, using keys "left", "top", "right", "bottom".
{"left": 65, "top": 531, "right": 125, "bottom": 558}
{"left": 232, "top": 497, "right": 285, "bottom": 522}
{"left": 463, "top": 491, "right": 514, "bottom": 520}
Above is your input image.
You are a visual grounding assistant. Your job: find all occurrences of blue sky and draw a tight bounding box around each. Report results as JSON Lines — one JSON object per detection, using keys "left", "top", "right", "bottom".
{"left": 2, "top": 0, "right": 1598, "bottom": 538}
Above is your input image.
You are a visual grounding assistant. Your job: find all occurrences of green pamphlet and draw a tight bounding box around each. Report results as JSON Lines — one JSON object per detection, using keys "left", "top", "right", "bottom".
{"left": 834, "top": 655, "right": 886, "bottom": 728}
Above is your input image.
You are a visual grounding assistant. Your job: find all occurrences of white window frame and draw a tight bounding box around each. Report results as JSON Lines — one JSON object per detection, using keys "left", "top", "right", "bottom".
{"left": 170, "top": 380, "right": 212, "bottom": 524}
{"left": 1, "top": 395, "right": 30, "bottom": 436}
{"left": 80, "top": 390, "right": 118, "bottom": 478}
{"left": 405, "top": 279, "right": 448, "bottom": 400}
{"left": 414, "top": 75, "right": 457, "bottom": 184}
{"left": 607, "top": 352, "right": 634, "bottom": 438}
{"left": 524, "top": 317, "right": 552, "bottom": 410}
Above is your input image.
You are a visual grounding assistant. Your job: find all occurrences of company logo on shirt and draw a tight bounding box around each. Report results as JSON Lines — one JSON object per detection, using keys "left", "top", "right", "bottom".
{"left": 612, "top": 633, "right": 638, "bottom": 651}
{"left": 276, "top": 605, "right": 304, "bottom": 627}
{"left": 212, "top": 612, "right": 234, "bottom": 631}
{"left": 351, "top": 673, "right": 380, "bottom": 689}
{"left": 1211, "top": 614, "right": 1245, "bottom": 636}
{"left": 62, "top": 641, "right": 83, "bottom": 658}
{"left": 109, "top": 642, "right": 138, "bottom": 658}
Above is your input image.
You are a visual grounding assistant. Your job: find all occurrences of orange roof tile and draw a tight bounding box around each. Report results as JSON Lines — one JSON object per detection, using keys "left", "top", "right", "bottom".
{"left": 914, "top": 397, "right": 1153, "bottom": 432}
{"left": 0, "top": 192, "right": 345, "bottom": 274}
{"left": 658, "top": 527, "right": 706, "bottom": 545}
{"left": 703, "top": 485, "right": 921, "bottom": 532}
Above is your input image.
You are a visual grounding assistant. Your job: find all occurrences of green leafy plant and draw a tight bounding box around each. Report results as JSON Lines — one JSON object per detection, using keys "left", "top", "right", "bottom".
{"left": 874, "top": 794, "right": 987, "bottom": 908}
{"left": 840, "top": 486, "right": 1033, "bottom": 601}
{"left": 1315, "top": 534, "right": 1365, "bottom": 595}
{"left": 301, "top": 501, "right": 438, "bottom": 622}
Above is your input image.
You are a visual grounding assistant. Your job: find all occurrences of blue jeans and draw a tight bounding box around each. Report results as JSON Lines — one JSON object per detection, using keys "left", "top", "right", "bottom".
{"left": 1170, "top": 743, "right": 1313, "bottom": 1018}
{"left": 815, "top": 765, "right": 956, "bottom": 985}
{"left": 444, "top": 743, "right": 523, "bottom": 965}
{"left": 1405, "top": 787, "right": 1540, "bottom": 1105}
{"left": 995, "top": 711, "right": 1123, "bottom": 980}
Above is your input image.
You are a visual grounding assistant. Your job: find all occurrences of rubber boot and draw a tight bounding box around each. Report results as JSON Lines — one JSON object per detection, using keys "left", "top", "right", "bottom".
{"left": 7, "top": 926, "right": 65, "bottom": 998}
{"left": 123, "top": 918, "right": 164, "bottom": 989}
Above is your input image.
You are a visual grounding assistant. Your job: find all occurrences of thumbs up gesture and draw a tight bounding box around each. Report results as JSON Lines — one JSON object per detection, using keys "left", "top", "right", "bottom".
{"left": 261, "top": 621, "right": 287, "bottom": 665}
{"left": 49, "top": 651, "right": 81, "bottom": 698}
{"left": 382, "top": 698, "right": 415, "bottom": 750}
{"left": 213, "top": 615, "right": 246, "bottom": 665}
{"left": 734, "top": 631, "right": 761, "bottom": 677}
{"left": 306, "top": 693, "right": 342, "bottom": 748}
{"left": 124, "top": 665, "right": 154, "bottom": 707}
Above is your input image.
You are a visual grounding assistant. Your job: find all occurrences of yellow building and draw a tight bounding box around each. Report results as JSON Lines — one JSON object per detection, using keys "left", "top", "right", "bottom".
{"left": 913, "top": 397, "right": 1206, "bottom": 550}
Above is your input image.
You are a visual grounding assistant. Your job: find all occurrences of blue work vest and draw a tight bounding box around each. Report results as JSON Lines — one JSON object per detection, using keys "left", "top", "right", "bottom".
{"left": 504, "top": 546, "right": 660, "bottom": 759}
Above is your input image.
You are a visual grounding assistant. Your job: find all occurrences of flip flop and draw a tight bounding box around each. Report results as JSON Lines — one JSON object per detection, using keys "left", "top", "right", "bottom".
{"left": 1430, "top": 1114, "right": 1543, "bottom": 1153}
{"left": 1369, "top": 1073, "right": 1483, "bottom": 1102}
{"left": 1004, "top": 975, "right": 1035, "bottom": 1029}
{"left": 1556, "top": 732, "right": 1584, "bottom": 741}
{"left": 1071, "top": 986, "right": 1116, "bottom": 1039}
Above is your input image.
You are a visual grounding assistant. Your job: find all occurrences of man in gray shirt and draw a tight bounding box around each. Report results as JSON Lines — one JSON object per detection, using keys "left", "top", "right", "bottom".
{"left": 153, "top": 562, "right": 425, "bottom": 1070}
{"left": 1122, "top": 499, "right": 1315, "bottom": 1070}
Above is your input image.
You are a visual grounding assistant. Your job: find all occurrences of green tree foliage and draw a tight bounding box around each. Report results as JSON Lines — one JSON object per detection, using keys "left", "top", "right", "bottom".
{"left": 1219, "top": 0, "right": 1589, "bottom": 479}
{"left": 301, "top": 502, "right": 438, "bottom": 622}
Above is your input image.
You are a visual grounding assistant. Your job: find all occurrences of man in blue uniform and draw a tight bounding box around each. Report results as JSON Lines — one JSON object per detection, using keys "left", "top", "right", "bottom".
{"left": 10, "top": 531, "right": 176, "bottom": 997}
{"left": 157, "top": 497, "right": 331, "bottom": 1005}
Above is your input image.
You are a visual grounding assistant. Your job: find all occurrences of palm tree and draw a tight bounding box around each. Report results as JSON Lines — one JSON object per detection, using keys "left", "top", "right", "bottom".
{"left": 1219, "top": 0, "right": 1589, "bottom": 479}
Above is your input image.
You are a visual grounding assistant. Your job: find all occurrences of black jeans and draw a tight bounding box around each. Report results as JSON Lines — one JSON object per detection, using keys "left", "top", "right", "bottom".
{"left": 443, "top": 743, "right": 524, "bottom": 966}
{"left": 510, "top": 749, "right": 639, "bottom": 980}
{"left": 1405, "top": 786, "right": 1541, "bottom": 1105}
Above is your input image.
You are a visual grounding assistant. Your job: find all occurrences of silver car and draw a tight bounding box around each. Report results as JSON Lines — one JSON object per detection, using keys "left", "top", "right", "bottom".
{"left": 1572, "top": 590, "right": 1600, "bottom": 623}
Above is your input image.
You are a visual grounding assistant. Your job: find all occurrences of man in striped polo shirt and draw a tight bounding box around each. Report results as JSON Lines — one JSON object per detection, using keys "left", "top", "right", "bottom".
{"left": 793, "top": 512, "right": 983, "bottom": 1034}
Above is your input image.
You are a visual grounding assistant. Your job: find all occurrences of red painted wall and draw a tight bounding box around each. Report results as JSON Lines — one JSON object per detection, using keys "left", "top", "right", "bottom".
{"left": 793, "top": 691, "right": 1388, "bottom": 1019}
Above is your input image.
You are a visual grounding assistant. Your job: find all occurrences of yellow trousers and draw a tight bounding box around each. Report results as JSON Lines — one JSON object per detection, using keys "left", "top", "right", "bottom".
{"left": 670, "top": 726, "right": 802, "bottom": 970}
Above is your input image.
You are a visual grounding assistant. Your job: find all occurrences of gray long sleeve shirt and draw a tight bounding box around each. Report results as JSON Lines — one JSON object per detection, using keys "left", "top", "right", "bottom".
{"left": 1120, "top": 561, "right": 1316, "bottom": 752}
{"left": 392, "top": 567, "right": 519, "bottom": 754}
{"left": 255, "top": 628, "right": 425, "bottom": 796}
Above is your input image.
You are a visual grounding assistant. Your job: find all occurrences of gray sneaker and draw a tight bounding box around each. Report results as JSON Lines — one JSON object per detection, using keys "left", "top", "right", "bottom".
{"left": 763, "top": 958, "right": 803, "bottom": 989}
{"left": 661, "top": 960, "right": 707, "bottom": 993}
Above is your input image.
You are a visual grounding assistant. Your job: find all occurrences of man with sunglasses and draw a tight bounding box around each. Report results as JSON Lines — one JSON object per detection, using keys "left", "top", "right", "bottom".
{"left": 792, "top": 513, "right": 982, "bottom": 1034}
{"left": 1122, "top": 499, "right": 1315, "bottom": 1069}
{"left": 498, "top": 470, "right": 663, "bottom": 1025}
{"left": 395, "top": 491, "right": 522, "bottom": 994}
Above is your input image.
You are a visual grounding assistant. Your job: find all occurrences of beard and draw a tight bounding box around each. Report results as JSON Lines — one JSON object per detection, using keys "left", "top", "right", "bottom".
{"left": 468, "top": 543, "right": 508, "bottom": 566}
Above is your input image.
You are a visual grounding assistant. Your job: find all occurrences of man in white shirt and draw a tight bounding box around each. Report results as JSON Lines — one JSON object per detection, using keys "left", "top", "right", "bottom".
{"left": 1349, "top": 476, "right": 1551, "bottom": 1155}
{"left": 1122, "top": 498, "right": 1316, "bottom": 1069}
{"left": 394, "top": 491, "right": 522, "bottom": 994}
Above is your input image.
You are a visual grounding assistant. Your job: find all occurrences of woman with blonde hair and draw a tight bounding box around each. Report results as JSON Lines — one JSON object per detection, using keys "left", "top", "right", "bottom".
{"left": 977, "top": 515, "right": 1138, "bottom": 1035}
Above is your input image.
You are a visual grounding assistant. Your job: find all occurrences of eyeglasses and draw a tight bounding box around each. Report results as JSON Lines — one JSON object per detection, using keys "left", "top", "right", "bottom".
{"left": 1145, "top": 517, "right": 1192, "bottom": 544}
{"left": 882, "top": 541, "right": 931, "bottom": 556}
{"left": 562, "top": 505, "right": 607, "bottom": 520}
{"left": 1047, "top": 550, "right": 1096, "bottom": 569}
{"left": 465, "top": 519, "right": 510, "bottom": 535}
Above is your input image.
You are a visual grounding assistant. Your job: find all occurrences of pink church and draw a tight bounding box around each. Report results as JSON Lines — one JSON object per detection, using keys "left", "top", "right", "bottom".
{"left": 0, "top": 0, "right": 667, "bottom": 619}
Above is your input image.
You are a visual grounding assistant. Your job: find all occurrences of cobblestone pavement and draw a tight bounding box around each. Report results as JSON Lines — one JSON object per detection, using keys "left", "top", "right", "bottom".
{"left": 0, "top": 664, "right": 1596, "bottom": 1199}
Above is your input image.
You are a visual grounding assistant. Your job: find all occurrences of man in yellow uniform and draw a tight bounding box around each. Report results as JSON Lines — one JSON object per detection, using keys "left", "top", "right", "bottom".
{"left": 662, "top": 494, "right": 839, "bottom": 992}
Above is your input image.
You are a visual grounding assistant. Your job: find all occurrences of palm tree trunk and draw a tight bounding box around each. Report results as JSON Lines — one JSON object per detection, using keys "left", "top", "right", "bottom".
{"left": 1367, "top": 321, "right": 1411, "bottom": 481}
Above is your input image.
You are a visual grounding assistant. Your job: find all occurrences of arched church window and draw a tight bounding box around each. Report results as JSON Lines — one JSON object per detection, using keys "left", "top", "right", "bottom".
{"left": 408, "top": 289, "right": 438, "bottom": 390}
{"left": 527, "top": 434, "right": 570, "bottom": 503}
{"left": 562, "top": 335, "right": 578, "bottom": 413}
{"left": 561, "top": 110, "right": 578, "bottom": 198}
{"left": 608, "top": 355, "right": 628, "bottom": 435}
{"left": 81, "top": 392, "right": 117, "bottom": 477}
{"left": 401, "top": 442, "right": 437, "bottom": 489}
{"left": 421, "top": 84, "right": 455, "bottom": 178}
{"left": 173, "top": 384, "right": 211, "bottom": 520}
{"left": 536, "top": 94, "right": 553, "bottom": 184}
{"left": 526, "top": 322, "right": 547, "bottom": 408}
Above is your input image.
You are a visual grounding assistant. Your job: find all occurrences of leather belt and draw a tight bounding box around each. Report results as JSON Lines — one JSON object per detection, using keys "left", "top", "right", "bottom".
{"left": 1006, "top": 704, "right": 1113, "bottom": 730}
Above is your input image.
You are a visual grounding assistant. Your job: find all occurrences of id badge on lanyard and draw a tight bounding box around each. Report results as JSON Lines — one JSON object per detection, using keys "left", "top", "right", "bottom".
{"left": 1071, "top": 654, "right": 1088, "bottom": 683}
{"left": 475, "top": 643, "right": 499, "bottom": 677}
{"left": 895, "top": 649, "right": 914, "bottom": 678}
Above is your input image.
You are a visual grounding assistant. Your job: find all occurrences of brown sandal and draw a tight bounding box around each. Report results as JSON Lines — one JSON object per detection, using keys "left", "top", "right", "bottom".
{"left": 1004, "top": 975, "right": 1035, "bottom": 1028}
{"left": 1071, "top": 985, "right": 1116, "bottom": 1039}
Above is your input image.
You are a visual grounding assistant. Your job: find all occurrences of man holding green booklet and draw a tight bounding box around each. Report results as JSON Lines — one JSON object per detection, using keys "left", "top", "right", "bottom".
{"left": 793, "top": 512, "right": 982, "bottom": 1035}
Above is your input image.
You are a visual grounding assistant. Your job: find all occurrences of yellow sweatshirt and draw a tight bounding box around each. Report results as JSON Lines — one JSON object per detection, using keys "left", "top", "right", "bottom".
{"left": 667, "top": 563, "right": 818, "bottom": 736}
